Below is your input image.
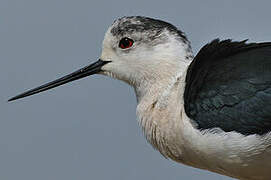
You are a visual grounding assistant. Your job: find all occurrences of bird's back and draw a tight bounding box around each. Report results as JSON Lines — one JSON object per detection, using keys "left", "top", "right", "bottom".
{"left": 184, "top": 39, "right": 271, "bottom": 135}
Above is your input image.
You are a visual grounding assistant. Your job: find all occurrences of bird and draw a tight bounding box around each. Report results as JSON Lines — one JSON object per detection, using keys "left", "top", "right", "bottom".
{"left": 8, "top": 16, "right": 271, "bottom": 180}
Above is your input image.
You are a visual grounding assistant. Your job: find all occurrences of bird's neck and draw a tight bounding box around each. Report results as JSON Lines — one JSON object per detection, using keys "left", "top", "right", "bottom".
{"left": 134, "top": 57, "right": 191, "bottom": 159}
{"left": 134, "top": 59, "right": 191, "bottom": 103}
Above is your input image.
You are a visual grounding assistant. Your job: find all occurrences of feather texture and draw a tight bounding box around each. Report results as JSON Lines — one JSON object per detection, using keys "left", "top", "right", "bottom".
{"left": 184, "top": 39, "right": 271, "bottom": 135}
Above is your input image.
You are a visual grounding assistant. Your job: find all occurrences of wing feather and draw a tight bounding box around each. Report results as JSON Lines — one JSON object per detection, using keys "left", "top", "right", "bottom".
{"left": 184, "top": 39, "right": 271, "bottom": 135}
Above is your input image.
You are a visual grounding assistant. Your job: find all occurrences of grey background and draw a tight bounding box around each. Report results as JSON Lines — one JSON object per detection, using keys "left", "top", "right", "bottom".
{"left": 1, "top": 0, "right": 270, "bottom": 179}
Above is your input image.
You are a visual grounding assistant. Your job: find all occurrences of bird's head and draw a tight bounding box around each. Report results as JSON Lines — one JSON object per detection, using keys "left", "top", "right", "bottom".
{"left": 100, "top": 16, "right": 192, "bottom": 86}
{"left": 8, "top": 16, "right": 193, "bottom": 102}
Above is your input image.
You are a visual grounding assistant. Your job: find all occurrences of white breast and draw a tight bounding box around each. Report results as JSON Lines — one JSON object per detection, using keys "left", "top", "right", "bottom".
{"left": 136, "top": 71, "right": 271, "bottom": 180}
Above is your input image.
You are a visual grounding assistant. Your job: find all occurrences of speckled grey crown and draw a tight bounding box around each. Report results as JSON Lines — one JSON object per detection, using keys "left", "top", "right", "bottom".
{"left": 110, "top": 16, "right": 189, "bottom": 44}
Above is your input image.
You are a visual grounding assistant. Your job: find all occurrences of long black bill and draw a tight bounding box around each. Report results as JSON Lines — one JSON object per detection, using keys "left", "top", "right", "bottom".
{"left": 8, "top": 59, "right": 110, "bottom": 102}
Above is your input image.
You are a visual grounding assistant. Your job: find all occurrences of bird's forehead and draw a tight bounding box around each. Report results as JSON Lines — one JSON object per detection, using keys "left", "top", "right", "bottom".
{"left": 109, "top": 16, "right": 188, "bottom": 43}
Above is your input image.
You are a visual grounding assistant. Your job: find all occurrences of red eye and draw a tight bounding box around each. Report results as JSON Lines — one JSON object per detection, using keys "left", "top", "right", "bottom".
{"left": 119, "top": 37, "right": 134, "bottom": 49}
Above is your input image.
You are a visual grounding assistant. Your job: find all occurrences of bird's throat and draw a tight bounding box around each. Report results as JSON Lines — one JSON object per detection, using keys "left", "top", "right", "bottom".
{"left": 135, "top": 68, "right": 188, "bottom": 159}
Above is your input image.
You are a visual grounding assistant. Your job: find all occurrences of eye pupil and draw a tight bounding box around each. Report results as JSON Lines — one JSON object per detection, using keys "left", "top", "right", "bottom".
{"left": 119, "top": 37, "right": 134, "bottom": 49}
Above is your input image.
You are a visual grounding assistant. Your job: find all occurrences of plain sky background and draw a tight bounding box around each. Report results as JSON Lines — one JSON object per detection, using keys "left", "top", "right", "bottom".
{"left": 1, "top": 0, "right": 271, "bottom": 179}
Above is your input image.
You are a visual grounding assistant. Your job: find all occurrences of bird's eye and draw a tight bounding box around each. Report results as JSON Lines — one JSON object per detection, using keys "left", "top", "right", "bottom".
{"left": 119, "top": 37, "right": 134, "bottom": 49}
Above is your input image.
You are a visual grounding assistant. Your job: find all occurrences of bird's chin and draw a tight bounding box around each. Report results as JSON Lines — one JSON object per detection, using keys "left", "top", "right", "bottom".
{"left": 100, "top": 70, "right": 134, "bottom": 86}
{"left": 99, "top": 71, "right": 119, "bottom": 80}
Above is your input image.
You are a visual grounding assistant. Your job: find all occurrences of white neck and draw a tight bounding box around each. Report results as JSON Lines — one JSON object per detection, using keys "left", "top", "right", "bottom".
{"left": 134, "top": 57, "right": 191, "bottom": 104}
{"left": 134, "top": 55, "right": 192, "bottom": 159}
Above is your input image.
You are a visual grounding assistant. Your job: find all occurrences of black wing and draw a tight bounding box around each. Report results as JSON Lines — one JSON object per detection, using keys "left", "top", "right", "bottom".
{"left": 184, "top": 39, "right": 271, "bottom": 135}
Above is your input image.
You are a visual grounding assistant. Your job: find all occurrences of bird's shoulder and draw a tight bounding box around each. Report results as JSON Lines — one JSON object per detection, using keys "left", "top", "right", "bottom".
{"left": 183, "top": 39, "right": 271, "bottom": 135}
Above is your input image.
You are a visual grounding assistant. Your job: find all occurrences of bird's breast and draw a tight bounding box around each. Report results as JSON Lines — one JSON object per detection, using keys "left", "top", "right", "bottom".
{"left": 135, "top": 74, "right": 271, "bottom": 180}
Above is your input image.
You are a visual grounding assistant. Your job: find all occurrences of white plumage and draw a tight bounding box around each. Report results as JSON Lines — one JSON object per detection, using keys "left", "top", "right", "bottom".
{"left": 9, "top": 16, "right": 271, "bottom": 180}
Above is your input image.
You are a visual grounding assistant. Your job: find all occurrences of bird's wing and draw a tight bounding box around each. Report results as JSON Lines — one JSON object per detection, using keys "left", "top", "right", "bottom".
{"left": 184, "top": 39, "right": 271, "bottom": 135}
